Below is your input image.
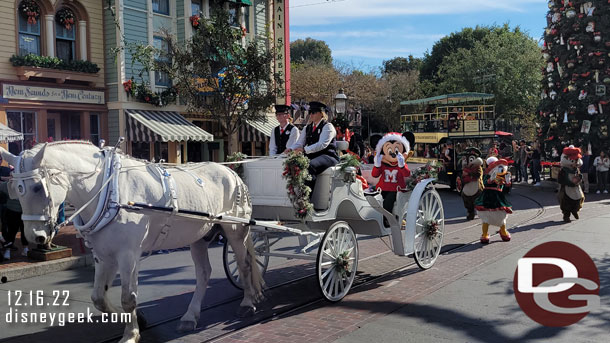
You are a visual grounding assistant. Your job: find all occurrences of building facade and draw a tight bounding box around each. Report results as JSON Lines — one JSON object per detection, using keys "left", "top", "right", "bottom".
{"left": 104, "top": 0, "right": 286, "bottom": 163}
{"left": 0, "top": 0, "right": 107, "bottom": 154}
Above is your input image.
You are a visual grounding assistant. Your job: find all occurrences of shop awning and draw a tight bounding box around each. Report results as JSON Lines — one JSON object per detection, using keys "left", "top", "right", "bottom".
{"left": 239, "top": 116, "right": 279, "bottom": 142}
{"left": 0, "top": 123, "right": 23, "bottom": 143}
{"left": 126, "top": 110, "right": 214, "bottom": 143}
{"left": 228, "top": 0, "right": 252, "bottom": 6}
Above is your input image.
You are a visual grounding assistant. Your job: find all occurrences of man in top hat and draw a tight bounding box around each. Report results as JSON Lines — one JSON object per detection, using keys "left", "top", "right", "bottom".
{"left": 269, "top": 104, "right": 300, "bottom": 156}
{"left": 286, "top": 101, "right": 339, "bottom": 192}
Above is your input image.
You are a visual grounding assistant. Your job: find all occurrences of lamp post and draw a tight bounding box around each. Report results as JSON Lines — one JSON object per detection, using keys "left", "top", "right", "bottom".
{"left": 334, "top": 88, "right": 347, "bottom": 119}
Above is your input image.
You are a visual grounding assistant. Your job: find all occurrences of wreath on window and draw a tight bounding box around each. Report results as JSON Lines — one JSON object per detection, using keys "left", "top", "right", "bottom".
{"left": 19, "top": 0, "right": 41, "bottom": 25}
{"left": 56, "top": 8, "right": 75, "bottom": 30}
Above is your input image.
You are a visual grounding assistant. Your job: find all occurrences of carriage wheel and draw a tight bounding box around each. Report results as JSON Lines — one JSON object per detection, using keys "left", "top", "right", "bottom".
{"left": 316, "top": 221, "right": 358, "bottom": 302}
{"left": 223, "top": 231, "right": 270, "bottom": 290}
{"left": 411, "top": 188, "right": 445, "bottom": 270}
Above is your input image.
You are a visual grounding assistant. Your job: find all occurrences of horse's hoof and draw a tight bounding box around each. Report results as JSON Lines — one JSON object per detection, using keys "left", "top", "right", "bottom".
{"left": 136, "top": 310, "right": 148, "bottom": 329}
{"left": 236, "top": 306, "right": 256, "bottom": 318}
{"left": 118, "top": 333, "right": 140, "bottom": 343}
{"left": 176, "top": 320, "right": 197, "bottom": 333}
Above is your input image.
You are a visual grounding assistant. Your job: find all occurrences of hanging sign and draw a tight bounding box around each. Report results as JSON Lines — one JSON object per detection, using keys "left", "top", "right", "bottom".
{"left": 273, "top": 0, "right": 290, "bottom": 105}
{"left": 2, "top": 84, "right": 104, "bottom": 104}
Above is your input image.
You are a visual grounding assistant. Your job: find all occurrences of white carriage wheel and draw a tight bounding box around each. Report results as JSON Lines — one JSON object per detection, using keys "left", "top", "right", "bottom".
{"left": 316, "top": 221, "right": 359, "bottom": 302}
{"left": 223, "top": 231, "right": 270, "bottom": 290}
{"left": 410, "top": 188, "right": 445, "bottom": 270}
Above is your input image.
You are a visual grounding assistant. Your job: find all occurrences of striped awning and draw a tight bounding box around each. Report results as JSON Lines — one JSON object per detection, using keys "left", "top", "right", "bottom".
{"left": 239, "top": 116, "right": 279, "bottom": 142}
{"left": 126, "top": 110, "right": 214, "bottom": 143}
{"left": 0, "top": 123, "right": 23, "bottom": 143}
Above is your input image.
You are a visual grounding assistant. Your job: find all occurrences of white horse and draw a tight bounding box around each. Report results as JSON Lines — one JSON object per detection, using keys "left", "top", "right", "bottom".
{"left": 0, "top": 141, "right": 263, "bottom": 343}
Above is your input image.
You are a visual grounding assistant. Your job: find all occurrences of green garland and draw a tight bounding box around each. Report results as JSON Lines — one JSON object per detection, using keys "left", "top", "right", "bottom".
{"left": 122, "top": 79, "right": 177, "bottom": 107}
{"left": 339, "top": 153, "right": 361, "bottom": 172}
{"left": 282, "top": 152, "right": 313, "bottom": 219}
{"left": 405, "top": 161, "right": 440, "bottom": 191}
{"left": 10, "top": 54, "right": 100, "bottom": 73}
{"left": 226, "top": 152, "right": 247, "bottom": 178}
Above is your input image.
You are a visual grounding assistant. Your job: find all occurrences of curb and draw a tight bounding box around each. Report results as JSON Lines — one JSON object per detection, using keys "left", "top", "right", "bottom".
{"left": 0, "top": 254, "right": 94, "bottom": 284}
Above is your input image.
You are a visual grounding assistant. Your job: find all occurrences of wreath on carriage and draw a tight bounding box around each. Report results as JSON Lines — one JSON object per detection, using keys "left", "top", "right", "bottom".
{"left": 19, "top": 0, "right": 40, "bottom": 25}
{"left": 56, "top": 8, "right": 75, "bottom": 30}
{"left": 282, "top": 152, "right": 313, "bottom": 219}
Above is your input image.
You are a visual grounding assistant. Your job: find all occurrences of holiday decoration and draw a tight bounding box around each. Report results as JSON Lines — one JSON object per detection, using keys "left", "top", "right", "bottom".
{"left": 56, "top": 8, "right": 75, "bottom": 30}
{"left": 122, "top": 79, "right": 177, "bottom": 107}
{"left": 282, "top": 152, "right": 313, "bottom": 219}
{"left": 189, "top": 15, "right": 200, "bottom": 29}
{"left": 539, "top": 0, "right": 610, "bottom": 154}
{"left": 19, "top": 0, "right": 40, "bottom": 25}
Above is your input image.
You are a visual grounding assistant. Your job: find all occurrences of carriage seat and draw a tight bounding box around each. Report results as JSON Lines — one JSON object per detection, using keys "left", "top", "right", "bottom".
{"left": 311, "top": 166, "right": 341, "bottom": 211}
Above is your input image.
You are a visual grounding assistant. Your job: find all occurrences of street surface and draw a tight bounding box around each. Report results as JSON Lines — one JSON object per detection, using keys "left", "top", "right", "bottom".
{"left": 0, "top": 185, "right": 608, "bottom": 343}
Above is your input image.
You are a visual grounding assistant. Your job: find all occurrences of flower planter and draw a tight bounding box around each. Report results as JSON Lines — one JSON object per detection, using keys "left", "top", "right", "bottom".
{"left": 14, "top": 66, "right": 99, "bottom": 86}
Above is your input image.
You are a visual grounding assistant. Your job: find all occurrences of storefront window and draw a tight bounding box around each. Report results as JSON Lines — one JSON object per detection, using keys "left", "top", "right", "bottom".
{"left": 132, "top": 142, "right": 150, "bottom": 160}
{"left": 241, "top": 142, "right": 252, "bottom": 155}
{"left": 90, "top": 113, "right": 100, "bottom": 146}
{"left": 228, "top": 2, "right": 240, "bottom": 27}
{"left": 7, "top": 111, "right": 37, "bottom": 154}
{"left": 154, "top": 141, "right": 168, "bottom": 162}
{"left": 191, "top": 0, "right": 201, "bottom": 15}
{"left": 154, "top": 36, "right": 171, "bottom": 87}
{"left": 152, "top": 0, "right": 169, "bottom": 15}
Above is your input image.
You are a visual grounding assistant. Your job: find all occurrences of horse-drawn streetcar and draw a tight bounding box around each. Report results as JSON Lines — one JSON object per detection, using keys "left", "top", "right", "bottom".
{"left": 223, "top": 157, "right": 445, "bottom": 302}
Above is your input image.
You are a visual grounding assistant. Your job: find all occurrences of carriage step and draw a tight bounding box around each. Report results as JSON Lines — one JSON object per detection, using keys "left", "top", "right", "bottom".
{"left": 27, "top": 246, "right": 72, "bottom": 261}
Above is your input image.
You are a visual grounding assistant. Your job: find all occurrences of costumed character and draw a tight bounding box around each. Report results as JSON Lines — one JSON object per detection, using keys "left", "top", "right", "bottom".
{"left": 475, "top": 157, "right": 513, "bottom": 244}
{"left": 287, "top": 101, "right": 339, "bottom": 193}
{"left": 371, "top": 132, "right": 414, "bottom": 214}
{"left": 460, "top": 147, "right": 484, "bottom": 220}
{"left": 558, "top": 146, "right": 584, "bottom": 222}
{"left": 269, "top": 104, "right": 300, "bottom": 156}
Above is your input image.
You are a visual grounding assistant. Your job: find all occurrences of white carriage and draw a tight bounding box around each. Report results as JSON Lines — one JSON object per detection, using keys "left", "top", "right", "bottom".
{"left": 223, "top": 158, "right": 445, "bottom": 302}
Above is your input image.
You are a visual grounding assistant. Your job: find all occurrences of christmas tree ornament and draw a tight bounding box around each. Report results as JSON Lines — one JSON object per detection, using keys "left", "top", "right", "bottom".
{"left": 557, "top": 64, "right": 563, "bottom": 76}
{"left": 564, "top": 111, "right": 569, "bottom": 123}
{"left": 583, "top": 2, "right": 595, "bottom": 16}
{"left": 547, "top": 62, "right": 555, "bottom": 73}
{"left": 586, "top": 22, "right": 595, "bottom": 32}
{"left": 566, "top": 8, "right": 577, "bottom": 18}
{"left": 595, "top": 70, "right": 600, "bottom": 82}
{"left": 578, "top": 90, "right": 588, "bottom": 100}
{"left": 550, "top": 90, "right": 558, "bottom": 99}
{"left": 588, "top": 104, "right": 598, "bottom": 115}
{"left": 594, "top": 32, "right": 602, "bottom": 43}
{"left": 553, "top": 12, "right": 562, "bottom": 23}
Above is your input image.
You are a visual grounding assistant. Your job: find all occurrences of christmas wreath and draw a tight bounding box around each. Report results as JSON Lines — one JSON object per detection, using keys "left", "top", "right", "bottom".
{"left": 282, "top": 152, "right": 313, "bottom": 219}
{"left": 19, "top": 0, "right": 40, "bottom": 25}
{"left": 56, "top": 8, "right": 75, "bottom": 30}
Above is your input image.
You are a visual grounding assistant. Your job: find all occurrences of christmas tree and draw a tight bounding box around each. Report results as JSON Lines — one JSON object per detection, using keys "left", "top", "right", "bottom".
{"left": 539, "top": 0, "right": 610, "bottom": 155}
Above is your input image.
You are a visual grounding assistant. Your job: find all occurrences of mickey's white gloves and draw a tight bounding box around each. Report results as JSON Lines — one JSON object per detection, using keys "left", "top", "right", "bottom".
{"left": 397, "top": 153, "right": 405, "bottom": 168}
{"left": 374, "top": 153, "right": 382, "bottom": 168}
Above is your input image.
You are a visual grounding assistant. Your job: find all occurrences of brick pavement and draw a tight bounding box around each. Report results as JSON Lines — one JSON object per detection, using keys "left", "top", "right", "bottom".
{"left": 204, "top": 199, "right": 607, "bottom": 343}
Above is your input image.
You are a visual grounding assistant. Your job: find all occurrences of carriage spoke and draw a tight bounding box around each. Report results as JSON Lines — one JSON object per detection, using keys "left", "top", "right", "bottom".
{"left": 324, "top": 268, "right": 336, "bottom": 291}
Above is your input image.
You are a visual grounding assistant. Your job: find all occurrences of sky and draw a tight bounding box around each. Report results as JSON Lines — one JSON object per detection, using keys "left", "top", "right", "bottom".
{"left": 289, "top": 0, "right": 549, "bottom": 70}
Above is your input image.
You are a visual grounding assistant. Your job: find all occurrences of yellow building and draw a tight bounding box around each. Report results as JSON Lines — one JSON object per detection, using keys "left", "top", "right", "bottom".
{"left": 0, "top": 0, "right": 107, "bottom": 153}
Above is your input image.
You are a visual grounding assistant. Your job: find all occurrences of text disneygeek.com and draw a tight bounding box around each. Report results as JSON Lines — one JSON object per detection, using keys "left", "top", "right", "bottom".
{"left": 3, "top": 290, "right": 131, "bottom": 326}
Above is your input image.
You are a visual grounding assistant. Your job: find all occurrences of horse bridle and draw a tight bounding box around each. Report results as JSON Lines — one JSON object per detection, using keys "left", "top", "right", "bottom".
{"left": 9, "top": 154, "right": 63, "bottom": 236}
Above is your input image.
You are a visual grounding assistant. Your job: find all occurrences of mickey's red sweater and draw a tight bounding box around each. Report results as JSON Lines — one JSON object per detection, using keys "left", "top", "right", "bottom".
{"left": 372, "top": 163, "right": 411, "bottom": 192}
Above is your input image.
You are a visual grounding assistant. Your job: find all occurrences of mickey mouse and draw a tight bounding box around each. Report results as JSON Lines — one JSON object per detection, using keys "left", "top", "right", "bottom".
{"left": 372, "top": 132, "right": 415, "bottom": 214}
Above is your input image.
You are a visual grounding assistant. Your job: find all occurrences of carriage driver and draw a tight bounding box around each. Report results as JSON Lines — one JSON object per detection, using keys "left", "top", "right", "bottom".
{"left": 285, "top": 101, "right": 339, "bottom": 192}
{"left": 269, "top": 104, "right": 300, "bottom": 156}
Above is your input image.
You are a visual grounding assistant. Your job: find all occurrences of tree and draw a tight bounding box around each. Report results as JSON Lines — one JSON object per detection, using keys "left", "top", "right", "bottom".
{"left": 130, "top": 10, "right": 280, "bottom": 154}
{"left": 424, "top": 25, "right": 543, "bottom": 138}
{"left": 420, "top": 26, "right": 511, "bottom": 85}
{"left": 290, "top": 38, "right": 333, "bottom": 65}
{"left": 382, "top": 55, "right": 423, "bottom": 74}
{"left": 290, "top": 62, "right": 341, "bottom": 105}
{"left": 539, "top": 1, "right": 610, "bottom": 155}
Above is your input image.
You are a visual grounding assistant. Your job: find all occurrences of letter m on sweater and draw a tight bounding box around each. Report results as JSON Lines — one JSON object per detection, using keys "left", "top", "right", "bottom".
{"left": 384, "top": 169, "right": 398, "bottom": 183}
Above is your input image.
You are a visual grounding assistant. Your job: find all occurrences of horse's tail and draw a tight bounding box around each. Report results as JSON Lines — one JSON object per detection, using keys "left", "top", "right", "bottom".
{"left": 245, "top": 231, "right": 265, "bottom": 301}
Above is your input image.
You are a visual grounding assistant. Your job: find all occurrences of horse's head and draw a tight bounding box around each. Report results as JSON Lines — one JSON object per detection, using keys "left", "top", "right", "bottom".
{"left": 0, "top": 145, "right": 68, "bottom": 245}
